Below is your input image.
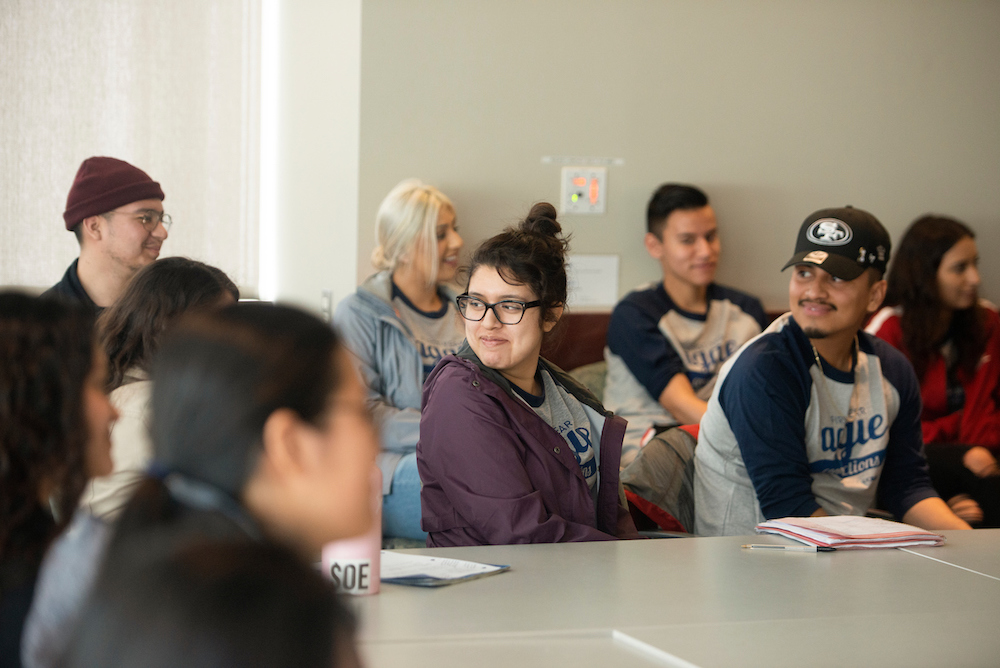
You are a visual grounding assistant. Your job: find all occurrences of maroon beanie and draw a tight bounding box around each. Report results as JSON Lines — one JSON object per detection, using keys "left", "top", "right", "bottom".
{"left": 63, "top": 157, "right": 165, "bottom": 231}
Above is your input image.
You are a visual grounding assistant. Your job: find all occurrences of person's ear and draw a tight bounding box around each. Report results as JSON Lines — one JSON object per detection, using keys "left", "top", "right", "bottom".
{"left": 260, "top": 408, "right": 314, "bottom": 481}
{"left": 80, "top": 215, "right": 105, "bottom": 242}
{"left": 543, "top": 304, "right": 564, "bottom": 333}
{"left": 867, "top": 278, "right": 888, "bottom": 314}
{"left": 644, "top": 232, "right": 664, "bottom": 260}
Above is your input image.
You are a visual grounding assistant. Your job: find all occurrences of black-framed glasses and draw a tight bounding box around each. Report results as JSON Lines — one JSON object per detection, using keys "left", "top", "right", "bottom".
{"left": 107, "top": 209, "right": 173, "bottom": 232}
{"left": 456, "top": 294, "right": 541, "bottom": 325}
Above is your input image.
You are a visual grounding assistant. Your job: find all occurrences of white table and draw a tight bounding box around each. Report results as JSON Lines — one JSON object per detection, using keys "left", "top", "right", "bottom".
{"left": 354, "top": 532, "right": 1000, "bottom": 667}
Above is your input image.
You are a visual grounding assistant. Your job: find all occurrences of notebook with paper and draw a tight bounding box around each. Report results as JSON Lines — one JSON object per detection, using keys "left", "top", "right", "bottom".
{"left": 380, "top": 551, "right": 510, "bottom": 587}
{"left": 755, "top": 515, "right": 945, "bottom": 549}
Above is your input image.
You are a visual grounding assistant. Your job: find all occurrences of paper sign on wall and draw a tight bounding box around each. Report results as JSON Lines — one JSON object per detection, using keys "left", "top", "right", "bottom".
{"left": 566, "top": 254, "right": 619, "bottom": 308}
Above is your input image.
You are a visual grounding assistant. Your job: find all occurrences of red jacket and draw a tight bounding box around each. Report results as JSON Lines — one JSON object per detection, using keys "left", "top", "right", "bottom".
{"left": 867, "top": 305, "right": 1000, "bottom": 447}
{"left": 416, "top": 345, "right": 637, "bottom": 546}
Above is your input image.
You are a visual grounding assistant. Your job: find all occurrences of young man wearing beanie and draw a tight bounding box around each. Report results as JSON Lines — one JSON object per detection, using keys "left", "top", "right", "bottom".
{"left": 693, "top": 206, "right": 971, "bottom": 536}
{"left": 42, "top": 157, "right": 169, "bottom": 314}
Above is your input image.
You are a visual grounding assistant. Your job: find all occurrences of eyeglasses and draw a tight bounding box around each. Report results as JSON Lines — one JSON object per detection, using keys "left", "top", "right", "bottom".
{"left": 456, "top": 294, "right": 541, "bottom": 325}
{"left": 107, "top": 209, "right": 173, "bottom": 232}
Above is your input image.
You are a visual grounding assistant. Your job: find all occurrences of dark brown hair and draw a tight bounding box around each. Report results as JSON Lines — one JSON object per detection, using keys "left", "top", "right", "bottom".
{"left": 148, "top": 303, "right": 341, "bottom": 494}
{"left": 109, "top": 301, "right": 344, "bottom": 556}
{"left": 646, "top": 183, "right": 709, "bottom": 238}
{"left": 60, "top": 540, "right": 356, "bottom": 668}
{"left": 98, "top": 257, "right": 239, "bottom": 391}
{"left": 884, "top": 215, "right": 986, "bottom": 379}
{"left": 0, "top": 293, "right": 94, "bottom": 566}
{"left": 466, "top": 202, "right": 570, "bottom": 327}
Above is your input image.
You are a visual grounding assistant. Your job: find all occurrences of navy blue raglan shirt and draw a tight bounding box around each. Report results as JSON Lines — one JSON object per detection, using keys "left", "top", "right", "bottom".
{"left": 694, "top": 313, "right": 938, "bottom": 536}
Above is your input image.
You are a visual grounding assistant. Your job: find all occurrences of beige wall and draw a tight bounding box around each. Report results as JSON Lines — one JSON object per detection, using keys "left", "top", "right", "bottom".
{"left": 268, "top": 0, "right": 361, "bottom": 311}
{"left": 355, "top": 0, "right": 1000, "bottom": 311}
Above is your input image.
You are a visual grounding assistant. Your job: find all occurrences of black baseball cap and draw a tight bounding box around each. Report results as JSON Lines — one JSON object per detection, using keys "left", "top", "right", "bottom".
{"left": 781, "top": 206, "right": 891, "bottom": 280}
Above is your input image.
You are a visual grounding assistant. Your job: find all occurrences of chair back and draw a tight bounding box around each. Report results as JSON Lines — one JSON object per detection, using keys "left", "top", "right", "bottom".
{"left": 620, "top": 426, "right": 697, "bottom": 533}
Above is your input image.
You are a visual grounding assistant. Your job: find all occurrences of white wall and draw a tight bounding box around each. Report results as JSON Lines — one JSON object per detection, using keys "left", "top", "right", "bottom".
{"left": 353, "top": 0, "right": 1000, "bottom": 311}
{"left": 266, "top": 0, "right": 361, "bottom": 312}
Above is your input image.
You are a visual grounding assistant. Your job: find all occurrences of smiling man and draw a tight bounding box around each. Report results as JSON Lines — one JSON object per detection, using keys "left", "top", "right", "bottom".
{"left": 43, "top": 157, "right": 169, "bottom": 315}
{"left": 693, "top": 206, "right": 971, "bottom": 536}
{"left": 604, "top": 183, "right": 766, "bottom": 463}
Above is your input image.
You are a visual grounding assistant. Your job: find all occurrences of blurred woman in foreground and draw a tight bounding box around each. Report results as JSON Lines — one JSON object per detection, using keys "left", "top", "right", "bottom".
{"left": 0, "top": 294, "right": 115, "bottom": 668}
{"left": 22, "top": 259, "right": 238, "bottom": 668}
{"left": 42, "top": 302, "right": 378, "bottom": 667}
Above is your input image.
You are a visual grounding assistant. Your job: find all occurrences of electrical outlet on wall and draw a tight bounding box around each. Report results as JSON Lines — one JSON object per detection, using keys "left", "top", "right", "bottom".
{"left": 560, "top": 166, "right": 607, "bottom": 215}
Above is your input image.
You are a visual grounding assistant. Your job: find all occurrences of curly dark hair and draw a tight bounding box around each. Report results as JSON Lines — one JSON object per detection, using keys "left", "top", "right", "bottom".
{"left": 0, "top": 292, "right": 94, "bottom": 566}
{"left": 98, "top": 257, "right": 239, "bottom": 391}
{"left": 884, "top": 215, "right": 987, "bottom": 380}
{"left": 466, "top": 202, "right": 570, "bottom": 327}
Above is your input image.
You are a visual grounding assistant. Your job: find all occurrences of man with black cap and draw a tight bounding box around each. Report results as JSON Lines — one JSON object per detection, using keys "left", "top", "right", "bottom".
{"left": 693, "top": 207, "right": 970, "bottom": 536}
{"left": 42, "top": 157, "right": 169, "bottom": 314}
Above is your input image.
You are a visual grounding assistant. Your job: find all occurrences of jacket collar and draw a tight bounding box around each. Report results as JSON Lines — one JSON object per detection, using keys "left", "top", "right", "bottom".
{"left": 162, "top": 472, "right": 263, "bottom": 541}
{"left": 454, "top": 341, "right": 611, "bottom": 417}
{"left": 357, "top": 270, "right": 462, "bottom": 321}
{"left": 121, "top": 366, "right": 150, "bottom": 386}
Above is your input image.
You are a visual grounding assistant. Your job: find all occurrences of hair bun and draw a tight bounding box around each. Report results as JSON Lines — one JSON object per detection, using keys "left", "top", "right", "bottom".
{"left": 521, "top": 202, "right": 561, "bottom": 238}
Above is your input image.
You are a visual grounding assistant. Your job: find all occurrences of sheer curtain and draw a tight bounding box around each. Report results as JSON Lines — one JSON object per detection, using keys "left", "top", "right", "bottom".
{"left": 0, "top": 0, "right": 260, "bottom": 294}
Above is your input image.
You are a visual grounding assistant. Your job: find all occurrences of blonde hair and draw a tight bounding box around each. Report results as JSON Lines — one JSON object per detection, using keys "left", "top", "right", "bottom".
{"left": 371, "top": 179, "right": 454, "bottom": 285}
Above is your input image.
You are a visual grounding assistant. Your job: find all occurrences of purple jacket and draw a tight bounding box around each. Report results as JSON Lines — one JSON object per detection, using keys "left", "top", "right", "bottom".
{"left": 417, "top": 345, "right": 638, "bottom": 546}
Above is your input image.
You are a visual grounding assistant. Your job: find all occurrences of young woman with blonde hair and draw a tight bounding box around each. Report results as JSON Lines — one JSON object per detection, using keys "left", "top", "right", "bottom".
{"left": 336, "top": 179, "right": 464, "bottom": 541}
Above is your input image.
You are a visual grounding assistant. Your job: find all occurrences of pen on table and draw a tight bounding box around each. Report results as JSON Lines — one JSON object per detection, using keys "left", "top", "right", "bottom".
{"left": 741, "top": 544, "right": 835, "bottom": 552}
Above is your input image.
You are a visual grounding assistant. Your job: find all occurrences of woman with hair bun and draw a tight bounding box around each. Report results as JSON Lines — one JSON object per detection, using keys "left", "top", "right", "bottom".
{"left": 867, "top": 214, "right": 1000, "bottom": 526}
{"left": 417, "top": 203, "right": 638, "bottom": 546}
{"left": 336, "top": 179, "right": 465, "bottom": 542}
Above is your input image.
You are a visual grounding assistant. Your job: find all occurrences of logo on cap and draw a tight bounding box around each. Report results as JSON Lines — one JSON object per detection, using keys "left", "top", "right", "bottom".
{"left": 806, "top": 219, "right": 853, "bottom": 246}
{"left": 802, "top": 250, "right": 829, "bottom": 265}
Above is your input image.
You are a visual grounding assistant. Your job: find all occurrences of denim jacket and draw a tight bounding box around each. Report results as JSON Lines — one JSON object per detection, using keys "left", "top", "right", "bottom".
{"left": 335, "top": 271, "right": 460, "bottom": 493}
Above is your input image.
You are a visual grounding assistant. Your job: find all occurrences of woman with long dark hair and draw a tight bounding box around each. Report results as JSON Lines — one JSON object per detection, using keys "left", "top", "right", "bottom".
{"left": 417, "top": 203, "right": 637, "bottom": 546}
{"left": 0, "top": 293, "right": 116, "bottom": 668}
{"left": 868, "top": 214, "right": 1000, "bottom": 525}
{"left": 83, "top": 257, "right": 238, "bottom": 518}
